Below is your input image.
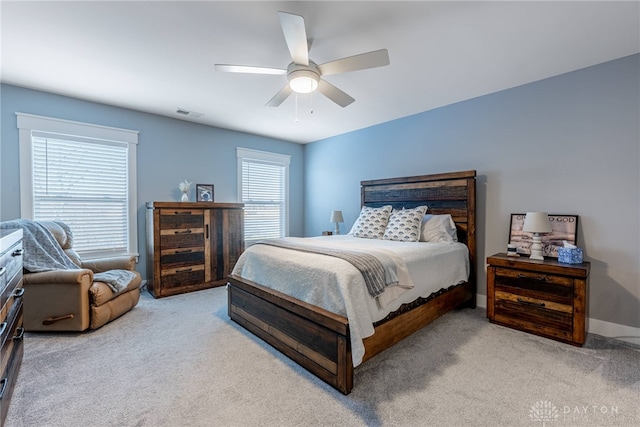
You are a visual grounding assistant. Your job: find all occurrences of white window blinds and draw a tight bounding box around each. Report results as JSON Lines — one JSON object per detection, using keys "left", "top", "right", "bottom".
{"left": 17, "top": 113, "right": 138, "bottom": 259}
{"left": 31, "top": 135, "right": 130, "bottom": 257}
{"left": 237, "top": 148, "right": 290, "bottom": 246}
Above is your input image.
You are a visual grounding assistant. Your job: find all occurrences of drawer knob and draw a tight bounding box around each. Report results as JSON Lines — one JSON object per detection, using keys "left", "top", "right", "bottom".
{"left": 517, "top": 273, "right": 548, "bottom": 282}
{"left": 517, "top": 297, "right": 546, "bottom": 308}
{"left": 13, "top": 327, "right": 24, "bottom": 341}
{"left": 12, "top": 248, "right": 23, "bottom": 257}
{"left": 0, "top": 322, "right": 6, "bottom": 338}
{"left": 174, "top": 230, "right": 193, "bottom": 234}
{"left": 0, "top": 267, "right": 5, "bottom": 278}
{"left": 12, "top": 288, "right": 25, "bottom": 299}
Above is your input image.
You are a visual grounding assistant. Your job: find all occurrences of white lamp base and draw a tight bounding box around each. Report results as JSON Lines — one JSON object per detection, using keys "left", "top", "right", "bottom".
{"left": 529, "top": 234, "right": 544, "bottom": 260}
{"left": 334, "top": 224, "right": 340, "bottom": 235}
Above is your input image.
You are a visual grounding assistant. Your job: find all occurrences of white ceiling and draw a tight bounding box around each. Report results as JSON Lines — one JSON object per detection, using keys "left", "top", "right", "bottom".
{"left": 2, "top": 1, "right": 639, "bottom": 144}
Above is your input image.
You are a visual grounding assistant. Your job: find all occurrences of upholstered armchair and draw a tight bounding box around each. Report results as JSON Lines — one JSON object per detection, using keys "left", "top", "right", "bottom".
{"left": 19, "top": 220, "right": 141, "bottom": 331}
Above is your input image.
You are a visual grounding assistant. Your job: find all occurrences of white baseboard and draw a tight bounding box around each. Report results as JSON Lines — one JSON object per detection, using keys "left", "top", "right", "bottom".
{"left": 588, "top": 317, "right": 640, "bottom": 346}
{"left": 476, "top": 294, "right": 487, "bottom": 309}
{"left": 475, "top": 293, "right": 640, "bottom": 347}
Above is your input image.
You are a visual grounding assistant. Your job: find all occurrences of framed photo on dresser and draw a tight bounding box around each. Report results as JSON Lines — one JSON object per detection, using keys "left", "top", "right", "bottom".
{"left": 508, "top": 213, "right": 578, "bottom": 258}
{"left": 196, "top": 184, "right": 214, "bottom": 202}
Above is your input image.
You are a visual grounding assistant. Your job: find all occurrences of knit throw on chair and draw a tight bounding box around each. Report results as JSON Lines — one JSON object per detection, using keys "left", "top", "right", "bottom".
{"left": 0, "top": 219, "right": 135, "bottom": 293}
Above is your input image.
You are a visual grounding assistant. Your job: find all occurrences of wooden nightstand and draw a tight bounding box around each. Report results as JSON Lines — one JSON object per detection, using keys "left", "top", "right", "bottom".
{"left": 486, "top": 253, "right": 590, "bottom": 346}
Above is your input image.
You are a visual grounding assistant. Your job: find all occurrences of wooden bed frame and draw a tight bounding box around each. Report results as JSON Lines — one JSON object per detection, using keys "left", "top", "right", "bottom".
{"left": 228, "top": 170, "right": 476, "bottom": 394}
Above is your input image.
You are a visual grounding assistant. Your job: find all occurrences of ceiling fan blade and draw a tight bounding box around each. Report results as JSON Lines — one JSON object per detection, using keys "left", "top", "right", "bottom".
{"left": 266, "top": 84, "right": 293, "bottom": 107}
{"left": 215, "top": 64, "right": 286, "bottom": 75}
{"left": 278, "top": 11, "right": 309, "bottom": 66}
{"left": 318, "top": 49, "right": 390, "bottom": 76}
{"left": 317, "top": 79, "right": 355, "bottom": 108}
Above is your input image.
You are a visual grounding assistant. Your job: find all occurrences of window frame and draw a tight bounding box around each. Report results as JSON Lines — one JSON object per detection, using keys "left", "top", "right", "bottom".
{"left": 236, "top": 147, "right": 290, "bottom": 246}
{"left": 17, "top": 112, "right": 139, "bottom": 259}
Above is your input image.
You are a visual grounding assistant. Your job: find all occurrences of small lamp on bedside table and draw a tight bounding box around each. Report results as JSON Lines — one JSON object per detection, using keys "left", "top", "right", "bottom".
{"left": 523, "top": 212, "right": 552, "bottom": 260}
{"left": 330, "top": 210, "right": 344, "bottom": 235}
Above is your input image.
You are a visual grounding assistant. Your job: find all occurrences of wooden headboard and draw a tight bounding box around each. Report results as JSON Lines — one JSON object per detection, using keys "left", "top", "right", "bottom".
{"left": 360, "top": 170, "right": 477, "bottom": 296}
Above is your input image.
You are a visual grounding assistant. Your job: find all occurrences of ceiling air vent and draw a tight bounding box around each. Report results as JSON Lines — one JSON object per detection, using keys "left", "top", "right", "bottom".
{"left": 176, "top": 108, "right": 204, "bottom": 118}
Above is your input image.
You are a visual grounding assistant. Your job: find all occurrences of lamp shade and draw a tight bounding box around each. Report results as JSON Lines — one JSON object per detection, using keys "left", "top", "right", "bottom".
{"left": 522, "top": 212, "right": 552, "bottom": 233}
{"left": 330, "top": 210, "right": 344, "bottom": 223}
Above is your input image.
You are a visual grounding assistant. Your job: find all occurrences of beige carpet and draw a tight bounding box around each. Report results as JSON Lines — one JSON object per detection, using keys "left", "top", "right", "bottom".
{"left": 6, "top": 286, "right": 640, "bottom": 426}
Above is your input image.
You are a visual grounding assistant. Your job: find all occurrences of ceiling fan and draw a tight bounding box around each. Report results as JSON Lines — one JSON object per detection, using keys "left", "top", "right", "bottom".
{"left": 215, "top": 11, "right": 390, "bottom": 108}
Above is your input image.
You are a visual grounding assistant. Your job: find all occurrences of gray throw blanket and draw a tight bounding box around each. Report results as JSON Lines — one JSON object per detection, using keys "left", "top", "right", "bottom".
{"left": 255, "top": 239, "right": 399, "bottom": 298}
{"left": 0, "top": 219, "right": 134, "bottom": 293}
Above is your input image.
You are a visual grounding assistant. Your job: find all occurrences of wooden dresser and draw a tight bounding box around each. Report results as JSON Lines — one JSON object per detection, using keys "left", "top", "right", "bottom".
{"left": 146, "top": 202, "right": 244, "bottom": 298}
{"left": 487, "top": 253, "right": 590, "bottom": 346}
{"left": 0, "top": 229, "right": 25, "bottom": 425}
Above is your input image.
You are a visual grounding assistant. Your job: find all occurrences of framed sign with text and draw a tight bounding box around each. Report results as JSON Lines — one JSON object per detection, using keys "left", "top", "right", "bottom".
{"left": 508, "top": 213, "right": 578, "bottom": 258}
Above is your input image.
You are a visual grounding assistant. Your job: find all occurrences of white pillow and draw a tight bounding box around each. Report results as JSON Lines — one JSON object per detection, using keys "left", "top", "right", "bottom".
{"left": 351, "top": 205, "right": 393, "bottom": 239}
{"left": 420, "top": 214, "right": 458, "bottom": 242}
{"left": 383, "top": 206, "right": 428, "bottom": 242}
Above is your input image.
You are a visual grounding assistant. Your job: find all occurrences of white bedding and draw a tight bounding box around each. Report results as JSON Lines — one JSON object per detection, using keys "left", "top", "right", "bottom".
{"left": 231, "top": 234, "right": 470, "bottom": 366}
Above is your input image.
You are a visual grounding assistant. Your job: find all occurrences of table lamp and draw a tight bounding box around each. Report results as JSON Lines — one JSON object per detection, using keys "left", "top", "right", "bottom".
{"left": 522, "top": 212, "right": 552, "bottom": 260}
{"left": 330, "top": 210, "right": 344, "bottom": 235}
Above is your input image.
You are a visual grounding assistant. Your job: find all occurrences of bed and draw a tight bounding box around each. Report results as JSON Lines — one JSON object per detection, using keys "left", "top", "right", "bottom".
{"left": 227, "top": 170, "right": 476, "bottom": 394}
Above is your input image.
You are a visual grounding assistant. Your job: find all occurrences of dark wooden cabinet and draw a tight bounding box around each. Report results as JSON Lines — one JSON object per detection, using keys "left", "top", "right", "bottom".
{"left": 486, "top": 253, "right": 589, "bottom": 346}
{"left": 146, "top": 202, "right": 244, "bottom": 298}
{"left": 0, "top": 229, "right": 25, "bottom": 425}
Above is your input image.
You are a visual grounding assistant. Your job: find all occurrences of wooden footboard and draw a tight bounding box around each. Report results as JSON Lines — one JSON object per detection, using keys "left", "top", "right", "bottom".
{"left": 227, "top": 275, "right": 353, "bottom": 393}
{"left": 228, "top": 274, "right": 473, "bottom": 394}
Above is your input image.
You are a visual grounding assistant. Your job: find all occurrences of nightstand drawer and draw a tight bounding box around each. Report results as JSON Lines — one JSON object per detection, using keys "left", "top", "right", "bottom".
{"left": 493, "top": 267, "right": 574, "bottom": 305}
{"left": 493, "top": 290, "right": 573, "bottom": 337}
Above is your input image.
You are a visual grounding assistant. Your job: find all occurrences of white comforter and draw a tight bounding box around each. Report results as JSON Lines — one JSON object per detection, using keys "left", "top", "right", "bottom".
{"left": 232, "top": 235, "right": 470, "bottom": 366}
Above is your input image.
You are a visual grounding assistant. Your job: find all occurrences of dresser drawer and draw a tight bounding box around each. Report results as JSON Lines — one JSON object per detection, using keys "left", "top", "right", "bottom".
{"left": 160, "top": 229, "right": 205, "bottom": 250}
{"left": 0, "top": 241, "right": 23, "bottom": 306}
{"left": 160, "top": 209, "right": 205, "bottom": 229}
{"left": 159, "top": 247, "right": 206, "bottom": 269}
{"left": 160, "top": 265, "right": 207, "bottom": 290}
{"left": 0, "top": 281, "right": 24, "bottom": 329}
{"left": 0, "top": 303, "right": 24, "bottom": 425}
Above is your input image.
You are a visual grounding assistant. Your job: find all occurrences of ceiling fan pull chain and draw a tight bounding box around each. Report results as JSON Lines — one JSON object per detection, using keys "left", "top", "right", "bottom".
{"left": 310, "top": 91, "right": 314, "bottom": 115}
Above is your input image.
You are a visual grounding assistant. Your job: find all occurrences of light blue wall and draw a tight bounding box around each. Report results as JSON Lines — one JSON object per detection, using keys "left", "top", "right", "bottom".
{"left": 0, "top": 84, "right": 305, "bottom": 277}
{"left": 304, "top": 54, "right": 640, "bottom": 328}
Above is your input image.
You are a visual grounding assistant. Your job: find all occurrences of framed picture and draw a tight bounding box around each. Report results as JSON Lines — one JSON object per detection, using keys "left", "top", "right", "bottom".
{"left": 508, "top": 214, "right": 579, "bottom": 258}
{"left": 196, "top": 184, "right": 214, "bottom": 202}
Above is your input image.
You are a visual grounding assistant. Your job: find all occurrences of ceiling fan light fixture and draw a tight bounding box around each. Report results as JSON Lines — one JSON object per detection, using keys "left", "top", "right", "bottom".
{"left": 288, "top": 69, "right": 319, "bottom": 93}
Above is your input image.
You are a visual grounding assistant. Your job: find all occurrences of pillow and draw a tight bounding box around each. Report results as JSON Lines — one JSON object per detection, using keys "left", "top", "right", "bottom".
{"left": 351, "top": 205, "right": 393, "bottom": 239}
{"left": 420, "top": 214, "right": 458, "bottom": 242}
{"left": 383, "top": 206, "right": 428, "bottom": 242}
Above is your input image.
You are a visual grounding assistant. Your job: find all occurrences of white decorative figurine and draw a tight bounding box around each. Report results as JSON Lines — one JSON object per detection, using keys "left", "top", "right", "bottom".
{"left": 178, "top": 180, "right": 192, "bottom": 202}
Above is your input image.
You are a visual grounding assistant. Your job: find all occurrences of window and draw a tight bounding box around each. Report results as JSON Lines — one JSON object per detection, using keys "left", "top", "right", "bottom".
{"left": 237, "top": 148, "right": 290, "bottom": 246}
{"left": 17, "top": 113, "right": 138, "bottom": 259}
